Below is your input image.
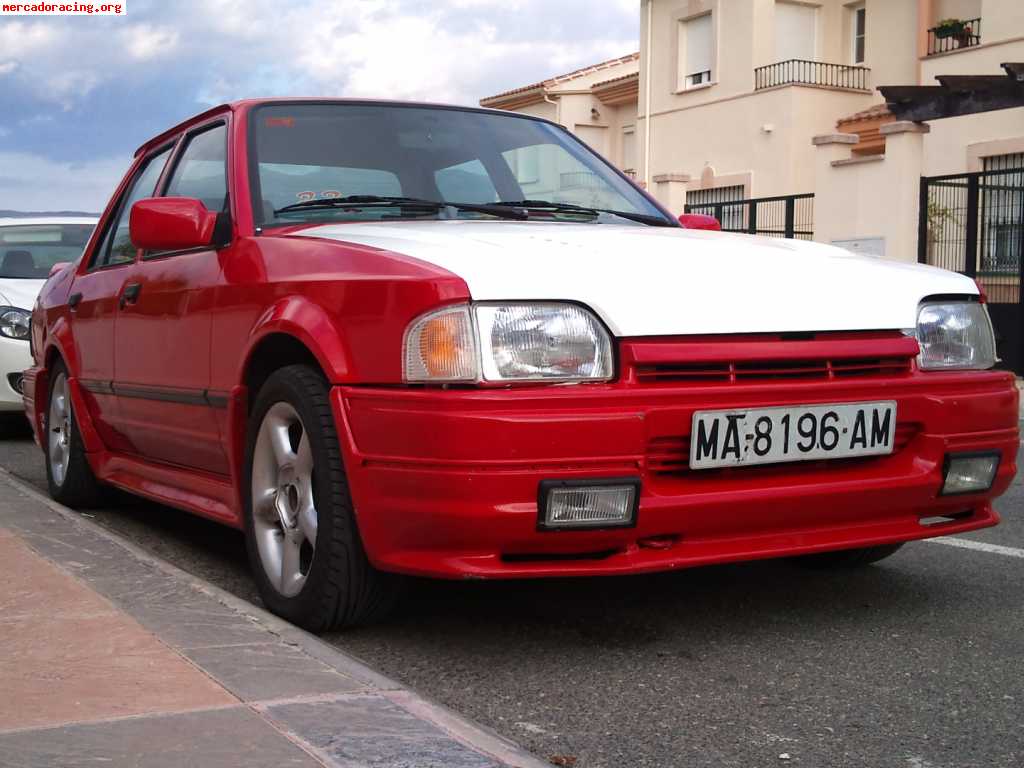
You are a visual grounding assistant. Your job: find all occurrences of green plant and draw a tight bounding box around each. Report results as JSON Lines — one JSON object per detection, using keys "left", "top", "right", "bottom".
{"left": 934, "top": 18, "right": 965, "bottom": 38}
{"left": 926, "top": 200, "right": 959, "bottom": 237}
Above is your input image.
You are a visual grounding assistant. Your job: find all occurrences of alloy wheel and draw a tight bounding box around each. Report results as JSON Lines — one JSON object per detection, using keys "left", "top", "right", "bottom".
{"left": 48, "top": 372, "right": 71, "bottom": 487}
{"left": 251, "top": 402, "right": 318, "bottom": 597}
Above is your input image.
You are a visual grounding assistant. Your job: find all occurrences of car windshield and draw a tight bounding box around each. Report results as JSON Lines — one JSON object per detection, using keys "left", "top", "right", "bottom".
{"left": 0, "top": 224, "right": 94, "bottom": 279}
{"left": 251, "top": 103, "right": 670, "bottom": 227}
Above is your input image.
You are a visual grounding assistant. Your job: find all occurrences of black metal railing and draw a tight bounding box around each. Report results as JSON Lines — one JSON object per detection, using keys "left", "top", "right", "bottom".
{"left": 919, "top": 166, "right": 1023, "bottom": 287}
{"left": 754, "top": 60, "right": 870, "bottom": 91}
{"left": 927, "top": 17, "right": 981, "bottom": 56}
{"left": 685, "top": 193, "right": 814, "bottom": 240}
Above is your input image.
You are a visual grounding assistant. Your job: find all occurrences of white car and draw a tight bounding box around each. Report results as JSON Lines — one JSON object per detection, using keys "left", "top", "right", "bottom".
{"left": 0, "top": 217, "right": 96, "bottom": 425}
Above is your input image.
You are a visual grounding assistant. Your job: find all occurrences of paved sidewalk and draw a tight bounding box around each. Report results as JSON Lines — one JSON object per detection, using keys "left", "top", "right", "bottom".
{"left": 0, "top": 472, "right": 547, "bottom": 768}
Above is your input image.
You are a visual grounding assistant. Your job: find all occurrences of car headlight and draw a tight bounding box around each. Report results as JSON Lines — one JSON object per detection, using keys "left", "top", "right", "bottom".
{"left": 916, "top": 301, "right": 996, "bottom": 370}
{"left": 0, "top": 307, "right": 31, "bottom": 341}
{"left": 404, "top": 302, "right": 614, "bottom": 383}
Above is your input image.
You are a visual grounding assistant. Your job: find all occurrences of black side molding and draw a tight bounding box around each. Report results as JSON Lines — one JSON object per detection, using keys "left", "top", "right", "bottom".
{"left": 78, "top": 379, "right": 230, "bottom": 410}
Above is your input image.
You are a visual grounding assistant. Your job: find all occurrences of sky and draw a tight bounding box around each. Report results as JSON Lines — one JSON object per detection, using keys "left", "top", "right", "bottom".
{"left": 0, "top": 0, "right": 639, "bottom": 212}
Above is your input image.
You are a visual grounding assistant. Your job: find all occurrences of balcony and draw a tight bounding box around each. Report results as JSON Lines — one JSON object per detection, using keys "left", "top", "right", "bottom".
{"left": 754, "top": 60, "right": 871, "bottom": 92}
{"left": 926, "top": 17, "right": 981, "bottom": 56}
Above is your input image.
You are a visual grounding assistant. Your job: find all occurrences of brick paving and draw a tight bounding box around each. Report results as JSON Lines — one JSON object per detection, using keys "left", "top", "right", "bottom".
{"left": 0, "top": 475, "right": 545, "bottom": 768}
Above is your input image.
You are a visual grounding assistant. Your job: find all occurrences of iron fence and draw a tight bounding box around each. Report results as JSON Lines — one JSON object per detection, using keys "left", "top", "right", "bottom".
{"left": 685, "top": 193, "right": 814, "bottom": 240}
{"left": 754, "top": 60, "right": 870, "bottom": 91}
{"left": 926, "top": 17, "right": 981, "bottom": 56}
{"left": 919, "top": 165, "right": 1023, "bottom": 373}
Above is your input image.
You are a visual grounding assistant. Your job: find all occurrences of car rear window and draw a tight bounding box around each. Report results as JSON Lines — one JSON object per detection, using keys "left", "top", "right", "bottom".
{"left": 0, "top": 224, "right": 95, "bottom": 278}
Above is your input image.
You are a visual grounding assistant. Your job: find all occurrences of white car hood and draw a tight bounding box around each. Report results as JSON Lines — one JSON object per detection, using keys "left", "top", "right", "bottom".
{"left": 293, "top": 221, "right": 976, "bottom": 337}
{"left": 0, "top": 279, "right": 46, "bottom": 311}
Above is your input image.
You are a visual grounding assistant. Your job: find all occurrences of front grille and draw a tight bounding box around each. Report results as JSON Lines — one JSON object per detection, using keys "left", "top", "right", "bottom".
{"left": 635, "top": 356, "right": 913, "bottom": 385}
{"left": 646, "top": 422, "right": 921, "bottom": 476}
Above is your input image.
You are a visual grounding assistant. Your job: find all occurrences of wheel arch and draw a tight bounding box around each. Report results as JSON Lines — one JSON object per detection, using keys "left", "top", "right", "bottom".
{"left": 240, "top": 297, "right": 354, "bottom": 394}
{"left": 27, "top": 324, "right": 75, "bottom": 443}
{"left": 242, "top": 331, "right": 328, "bottom": 405}
{"left": 37, "top": 330, "right": 105, "bottom": 456}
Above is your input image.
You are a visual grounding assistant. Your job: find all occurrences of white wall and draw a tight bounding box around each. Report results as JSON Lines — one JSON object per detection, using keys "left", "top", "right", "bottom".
{"left": 920, "top": 36, "right": 1024, "bottom": 175}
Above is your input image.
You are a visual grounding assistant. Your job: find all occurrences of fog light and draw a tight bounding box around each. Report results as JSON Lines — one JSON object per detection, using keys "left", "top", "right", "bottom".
{"left": 6, "top": 373, "right": 23, "bottom": 395}
{"left": 941, "top": 452, "right": 1000, "bottom": 495}
{"left": 538, "top": 478, "right": 640, "bottom": 530}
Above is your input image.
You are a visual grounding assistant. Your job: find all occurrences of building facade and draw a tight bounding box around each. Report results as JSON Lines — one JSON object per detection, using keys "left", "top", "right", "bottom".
{"left": 481, "top": 0, "right": 1023, "bottom": 223}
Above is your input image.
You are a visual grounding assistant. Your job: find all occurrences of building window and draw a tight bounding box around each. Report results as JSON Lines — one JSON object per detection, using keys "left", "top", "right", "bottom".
{"left": 685, "top": 185, "right": 745, "bottom": 229}
{"left": 980, "top": 153, "right": 1023, "bottom": 278}
{"left": 775, "top": 1, "right": 817, "bottom": 62}
{"left": 622, "top": 125, "right": 637, "bottom": 175}
{"left": 678, "top": 13, "right": 713, "bottom": 90}
{"left": 851, "top": 3, "right": 866, "bottom": 64}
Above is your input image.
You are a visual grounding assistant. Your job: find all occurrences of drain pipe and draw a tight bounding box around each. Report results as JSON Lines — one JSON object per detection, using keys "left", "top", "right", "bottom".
{"left": 543, "top": 92, "right": 561, "bottom": 126}
{"left": 643, "top": 0, "right": 654, "bottom": 189}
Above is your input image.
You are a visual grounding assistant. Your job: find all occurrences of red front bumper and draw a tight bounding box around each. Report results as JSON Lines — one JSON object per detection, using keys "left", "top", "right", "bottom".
{"left": 332, "top": 370, "right": 1019, "bottom": 579}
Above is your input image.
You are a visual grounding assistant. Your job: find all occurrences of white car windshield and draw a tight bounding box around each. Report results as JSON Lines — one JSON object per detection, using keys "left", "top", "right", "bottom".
{"left": 250, "top": 103, "right": 670, "bottom": 227}
{"left": 0, "top": 224, "right": 94, "bottom": 279}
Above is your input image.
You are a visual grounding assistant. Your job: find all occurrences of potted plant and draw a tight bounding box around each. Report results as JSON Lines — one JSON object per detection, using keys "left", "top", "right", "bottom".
{"left": 956, "top": 21, "right": 975, "bottom": 47}
{"left": 934, "top": 18, "right": 965, "bottom": 38}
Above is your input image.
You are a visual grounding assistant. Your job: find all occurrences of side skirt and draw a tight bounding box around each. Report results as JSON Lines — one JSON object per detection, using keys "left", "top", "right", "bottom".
{"left": 92, "top": 451, "right": 243, "bottom": 529}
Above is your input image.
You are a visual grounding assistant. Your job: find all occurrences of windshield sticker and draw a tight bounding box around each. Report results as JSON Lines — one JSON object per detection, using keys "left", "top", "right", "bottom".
{"left": 265, "top": 117, "right": 295, "bottom": 128}
{"left": 295, "top": 190, "right": 346, "bottom": 201}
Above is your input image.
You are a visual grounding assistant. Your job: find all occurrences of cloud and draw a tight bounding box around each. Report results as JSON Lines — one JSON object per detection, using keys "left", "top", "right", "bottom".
{"left": 47, "top": 71, "right": 102, "bottom": 108}
{"left": 0, "top": 152, "right": 128, "bottom": 211}
{"left": 122, "top": 24, "right": 180, "bottom": 60}
{"left": 0, "top": 1, "right": 638, "bottom": 109}
{"left": 0, "top": 0, "right": 640, "bottom": 209}
{"left": 0, "top": 21, "right": 57, "bottom": 58}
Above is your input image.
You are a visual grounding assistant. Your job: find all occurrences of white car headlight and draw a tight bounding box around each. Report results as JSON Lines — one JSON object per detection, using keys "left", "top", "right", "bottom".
{"left": 916, "top": 301, "right": 996, "bottom": 371}
{"left": 404, "top": 302, "right": 614, "bottom": 383}
{"left": 0, "top": 307, "right": 31, "bottom": 340}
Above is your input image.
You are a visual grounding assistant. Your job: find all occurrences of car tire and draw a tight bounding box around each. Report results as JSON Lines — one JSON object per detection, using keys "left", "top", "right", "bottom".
{"left": 44, "top": 360, "right": 101, "bottom": 508}
{"left": 791, "top": 542, "right": 905, "bottom": 569}
{"left": 243, "top": 364, "right": 401, "bottom": 632}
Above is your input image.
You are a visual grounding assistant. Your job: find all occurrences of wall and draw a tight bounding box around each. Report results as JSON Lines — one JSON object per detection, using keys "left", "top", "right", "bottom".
{"left": 646, "top": 82, "right": 873, "bottom": 203}
{"left": 813, "top": 125, "right": 928, "bottom": 263}
{"left": 639, "top": 0, "right": 910, "bottom": 205}
{"left": 931, "top": 0, "right": 983, "bottom": 25}
{"left": 920, "top": 35, "right": 1024, "bottom": 175}
{"left": 866, "top": 0, "right": 919, "bottom": 88}
{"left": 980, "top": 0, "right": 1024, "bottom": 39}
{"left": 513, "top": 101, "right": 557, "bottom": 122}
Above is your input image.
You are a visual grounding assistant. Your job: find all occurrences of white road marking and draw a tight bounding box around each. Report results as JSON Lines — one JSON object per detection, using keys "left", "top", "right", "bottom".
{"left": 925, "top": 537, "right": 1024, "bottom": 559}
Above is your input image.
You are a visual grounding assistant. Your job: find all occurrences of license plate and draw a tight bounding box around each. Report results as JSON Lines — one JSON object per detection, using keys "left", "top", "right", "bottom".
{"left": 689, "top": 401, "right": 897, "bottom": 470}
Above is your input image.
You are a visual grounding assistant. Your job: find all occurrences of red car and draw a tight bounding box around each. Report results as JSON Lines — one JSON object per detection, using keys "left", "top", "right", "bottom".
{"left": 25, "top": 99, "right": 1019, "bottom": 630}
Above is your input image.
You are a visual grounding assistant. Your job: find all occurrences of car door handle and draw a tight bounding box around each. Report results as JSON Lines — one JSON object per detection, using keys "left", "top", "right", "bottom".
{"left": 119, "top": 282, "right": 142, "bottom": 309}
{"left": 68, "top": 292, "right": 83, "bottom": 311}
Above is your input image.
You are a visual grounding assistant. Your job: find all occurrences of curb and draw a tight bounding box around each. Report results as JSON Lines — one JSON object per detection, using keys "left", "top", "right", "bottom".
{"left": 0, "top": 466, "right": 549, "bottom": 768}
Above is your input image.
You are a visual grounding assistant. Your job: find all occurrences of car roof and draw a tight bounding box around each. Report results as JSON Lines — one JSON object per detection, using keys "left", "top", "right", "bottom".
{"left": 0, "top": 217, "right": 98, "bottom": 227}
{"left": 132, "top": 98, "right": 542, "bottom": 158}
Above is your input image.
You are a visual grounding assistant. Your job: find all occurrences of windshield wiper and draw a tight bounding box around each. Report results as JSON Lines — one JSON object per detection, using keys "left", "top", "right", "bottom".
{"left": 492, "top": 199, "right": 674, "bottom": 227}
{"left": 273, "top": 195, "right": 527, "bottom": 220}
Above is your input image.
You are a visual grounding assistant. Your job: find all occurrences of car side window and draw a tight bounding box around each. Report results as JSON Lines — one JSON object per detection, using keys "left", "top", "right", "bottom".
{"left": 164, "top": 124, "right": 228, "bottom": 213}
{"left": 92, "top": 147, "right": 173, "bottom": 269}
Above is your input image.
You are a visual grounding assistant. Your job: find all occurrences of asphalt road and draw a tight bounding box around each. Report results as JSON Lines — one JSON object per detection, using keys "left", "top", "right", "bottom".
{"left": 3, "top": 421, "right": 1022, "bottom": 768}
